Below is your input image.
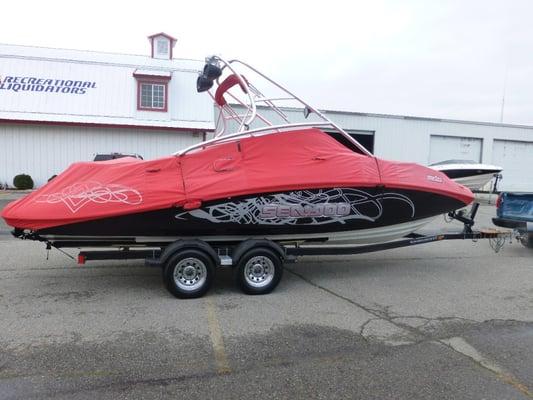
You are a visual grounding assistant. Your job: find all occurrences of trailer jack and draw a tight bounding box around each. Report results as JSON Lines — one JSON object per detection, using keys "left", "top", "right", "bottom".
{"left": 448, "top": 202, "right": 480, "bottom": 234}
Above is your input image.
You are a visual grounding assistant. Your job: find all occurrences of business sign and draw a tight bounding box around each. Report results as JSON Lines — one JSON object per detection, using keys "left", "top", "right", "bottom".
{"left": 0, "top": 76, "right": 97, "bottom": 94}
{"left": 0, "top": 57, "right": 131, "bottom": 117}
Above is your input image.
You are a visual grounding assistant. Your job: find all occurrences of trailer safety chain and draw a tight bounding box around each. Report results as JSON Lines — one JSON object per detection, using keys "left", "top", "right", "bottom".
{"left": 443, "top": 213, "right": 454, "bottom": 223}
{"left": 489, "top": 235, "right": 507, "bottom": 253}
{"left": 44, "top": 241, "right": 76, "bottom": 261}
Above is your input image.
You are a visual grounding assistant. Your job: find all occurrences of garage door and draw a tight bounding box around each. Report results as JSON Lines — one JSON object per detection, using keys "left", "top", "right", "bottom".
{"left": 492, "top": 140, "right": 533, "bottom": 191}
{"left": 429, "top": 135, "right": 482, "bottom": 164}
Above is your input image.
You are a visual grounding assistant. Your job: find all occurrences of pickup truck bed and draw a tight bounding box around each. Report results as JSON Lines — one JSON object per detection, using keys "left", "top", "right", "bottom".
{"left": 493, "top": 192, "right": 533, "bottom": 248}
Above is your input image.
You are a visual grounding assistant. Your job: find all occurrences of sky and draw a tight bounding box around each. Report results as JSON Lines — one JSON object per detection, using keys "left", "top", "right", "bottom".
{"left": 2, "top": 0, "right": 532, "bottom": 125}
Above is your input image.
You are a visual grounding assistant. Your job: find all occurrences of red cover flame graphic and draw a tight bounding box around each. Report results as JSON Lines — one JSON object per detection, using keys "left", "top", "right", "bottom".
{"left": 35, "top": 182, "right": 143, "bottom": 214}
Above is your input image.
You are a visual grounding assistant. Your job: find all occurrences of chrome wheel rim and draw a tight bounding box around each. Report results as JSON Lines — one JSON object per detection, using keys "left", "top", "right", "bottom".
{"left": 173, "top": 257, "right": 207, "bottom": 292}
{"left": 244, "top": 256, "right": 275, "bottom": 288}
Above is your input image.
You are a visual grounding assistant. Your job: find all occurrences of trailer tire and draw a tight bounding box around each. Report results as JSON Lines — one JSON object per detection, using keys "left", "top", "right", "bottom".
{"left": 520, "top": 233, "right": 533, "bottom": 249}
{"left": 235, "top": 248, "right": 283, "bottom": 295}
{"left": 163, "top": 249, "right": 215, "bottom": 299}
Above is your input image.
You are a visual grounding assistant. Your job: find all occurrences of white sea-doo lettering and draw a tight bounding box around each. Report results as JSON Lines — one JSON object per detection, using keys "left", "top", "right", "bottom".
{"left": 259, "top": 203, "right": 351, "bottom": 219}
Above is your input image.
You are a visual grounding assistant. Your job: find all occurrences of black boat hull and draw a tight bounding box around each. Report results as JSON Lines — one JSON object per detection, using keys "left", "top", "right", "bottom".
{"left": 34, "top": 187, "right": 467, "bottom": 246}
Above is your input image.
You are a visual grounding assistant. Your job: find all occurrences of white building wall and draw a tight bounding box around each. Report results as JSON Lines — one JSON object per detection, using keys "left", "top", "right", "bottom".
{"left": 0, "top": 124, "right": 201, "bottom": 187}
{"left": 322, "top": 112, "right": 532, "bottom": 164}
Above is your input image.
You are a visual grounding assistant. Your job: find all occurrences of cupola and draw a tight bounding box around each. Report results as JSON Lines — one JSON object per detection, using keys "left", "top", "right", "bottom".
{"left": 148, "top": 32, "right": 177, "bottom": 60}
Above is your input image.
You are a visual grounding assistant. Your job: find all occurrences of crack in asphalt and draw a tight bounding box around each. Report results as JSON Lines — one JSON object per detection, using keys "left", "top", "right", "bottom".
{"left": 285, "top": 267, "right": 428, "bottom": 342}
{"left": 357, "top": 317, "right": 380, "bottom": 340}
{"left": 285, "top": 266, "right": 533, "bottom": 399}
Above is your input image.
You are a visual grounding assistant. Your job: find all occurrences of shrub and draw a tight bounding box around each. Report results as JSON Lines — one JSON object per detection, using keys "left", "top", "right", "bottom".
{"left": 13, "top": 174, "right": 34, "bottom": 190}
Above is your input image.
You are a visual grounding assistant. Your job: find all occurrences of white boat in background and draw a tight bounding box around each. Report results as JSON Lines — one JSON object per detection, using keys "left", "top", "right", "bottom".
{"left": 429, "top": 160, "right": 503, "bottom": 190}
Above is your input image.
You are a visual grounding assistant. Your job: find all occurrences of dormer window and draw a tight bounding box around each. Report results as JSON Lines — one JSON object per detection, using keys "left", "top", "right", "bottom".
{"left": 157, "top": 39, "right": 169, "bottom": 56}
{"left": 148, "top": 32, "right": 177, "bottom": 60}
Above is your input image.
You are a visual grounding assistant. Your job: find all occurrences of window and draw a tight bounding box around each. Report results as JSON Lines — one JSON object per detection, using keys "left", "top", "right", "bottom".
{"left": 136, "top": 79, "right": 168, "bottom": 112}
{"left": 141, "top": 83, "right": 165, "bottom": 109}
{"left": 157, "top": 39, "right": 169, "bottom": 55}
{"left": 134, "top": 72, "right": 171, "bottom": 112}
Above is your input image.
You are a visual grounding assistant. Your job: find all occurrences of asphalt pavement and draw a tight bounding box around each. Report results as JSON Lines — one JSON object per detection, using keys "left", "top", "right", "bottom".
{"left": 0, "top": 200, "right": 532, "bottom": 399}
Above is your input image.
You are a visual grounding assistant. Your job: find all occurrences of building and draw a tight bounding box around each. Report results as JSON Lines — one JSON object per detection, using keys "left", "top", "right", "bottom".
{"left": 0, "top": 33, "right": 213, "bottom": 186}
{"left": 224, "top": 105, "right": 533, "bottom": 192}
{"left": 1, "top": 35, "right": 532, "bottom": 191}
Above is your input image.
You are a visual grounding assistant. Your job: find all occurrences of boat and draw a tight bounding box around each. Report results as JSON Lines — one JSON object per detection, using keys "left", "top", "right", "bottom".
{"left": 1, "top": 56, "right": 474, "bottom": 249}
{"left": 429, "top": 160, "right": 502, "bottom": 190}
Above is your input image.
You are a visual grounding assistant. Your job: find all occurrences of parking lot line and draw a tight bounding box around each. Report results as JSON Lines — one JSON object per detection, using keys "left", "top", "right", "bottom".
{"left": 441, "top": 337, "right": 533, "bottom": 398}
{"left": 205, "top": 297, "right": 232, "bottom": 375}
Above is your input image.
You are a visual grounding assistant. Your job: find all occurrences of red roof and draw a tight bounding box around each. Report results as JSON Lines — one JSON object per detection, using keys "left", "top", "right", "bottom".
{"left": 147, "top": 32, "right": 177, "bottom": 42}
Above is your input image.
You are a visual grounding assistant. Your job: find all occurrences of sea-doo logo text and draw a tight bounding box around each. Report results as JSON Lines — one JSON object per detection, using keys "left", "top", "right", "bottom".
{"left": 260, "top": 203, "right": 351, "bottom": 219}
{"left": 426, "top": 175, "right": 443, "bottom": 183}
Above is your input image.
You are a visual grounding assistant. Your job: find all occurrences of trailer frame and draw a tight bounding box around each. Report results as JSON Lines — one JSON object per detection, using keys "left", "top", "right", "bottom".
{"left": 46, "top": 202, "right": 511, "bottom": 298}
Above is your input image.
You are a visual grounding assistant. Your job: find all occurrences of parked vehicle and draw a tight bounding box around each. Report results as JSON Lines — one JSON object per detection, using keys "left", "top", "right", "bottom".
{"left": 0, "top": 55, "right": 509, "bottom": 299}
{"left": 93, "top": 153, "right": 143, "bottom": 161}
{"left": 493, "top": 192, "right": 533, "bottom": 248}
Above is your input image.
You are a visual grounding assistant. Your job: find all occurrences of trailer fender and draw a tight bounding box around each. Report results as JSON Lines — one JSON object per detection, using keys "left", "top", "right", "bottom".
{"left": 148, "top": 240, "right": 219, "bottom": 268}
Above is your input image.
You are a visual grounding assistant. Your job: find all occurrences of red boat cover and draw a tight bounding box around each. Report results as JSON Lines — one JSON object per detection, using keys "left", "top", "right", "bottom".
{"left": 1, "top": 128, "right": 473, "bottom": 230}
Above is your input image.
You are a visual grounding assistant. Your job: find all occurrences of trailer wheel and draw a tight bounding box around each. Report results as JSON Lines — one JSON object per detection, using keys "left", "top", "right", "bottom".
{"left": 520, "top": 233, "right": 533, "bottom": 249}
{"left": 236, "top": 248, "right": 283, "bottom": 295}
{"left": 163, "top": 249, "right": 215, "bottom": 299}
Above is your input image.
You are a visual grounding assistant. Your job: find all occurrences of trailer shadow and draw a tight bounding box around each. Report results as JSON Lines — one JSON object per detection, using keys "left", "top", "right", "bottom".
{"left": 284, "top": 255, "right": 458, "bottom": 282}
{"left": 210, "top": 267, "right": 241, "bottom": 295}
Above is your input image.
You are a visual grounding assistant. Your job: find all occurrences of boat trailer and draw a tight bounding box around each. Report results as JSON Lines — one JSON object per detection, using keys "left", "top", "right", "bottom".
{"left": 63, "top": 202, "right": 511, "bottom": 299}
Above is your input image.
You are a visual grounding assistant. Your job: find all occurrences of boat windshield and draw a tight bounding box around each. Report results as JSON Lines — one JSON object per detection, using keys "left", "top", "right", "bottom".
{"left": 175, "top": 56, "right": 371, "bottom": 157}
